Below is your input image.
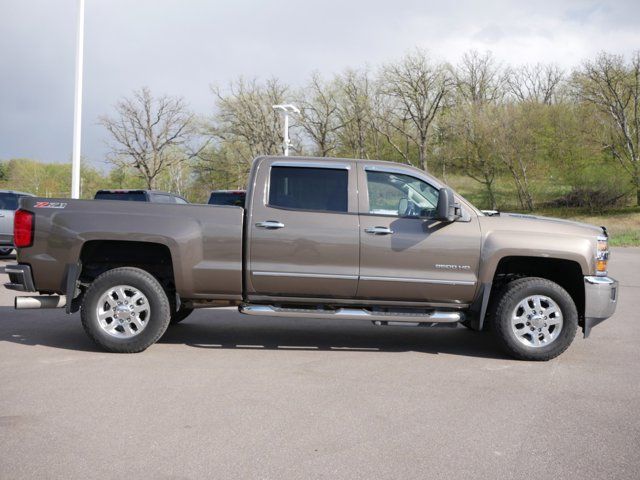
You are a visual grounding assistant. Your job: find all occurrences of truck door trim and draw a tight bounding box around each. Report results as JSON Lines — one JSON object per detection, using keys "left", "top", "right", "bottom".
{"left": 252, "top": 271, "right": 359, "bottom": 280}
{"left": 360, "top": 275, "right": 475, "bottom": 286}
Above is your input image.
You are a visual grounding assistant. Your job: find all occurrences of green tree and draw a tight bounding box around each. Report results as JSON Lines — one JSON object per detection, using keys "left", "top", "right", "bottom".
{"left": 572, "top": 52, "right": 640, "bottom": 205}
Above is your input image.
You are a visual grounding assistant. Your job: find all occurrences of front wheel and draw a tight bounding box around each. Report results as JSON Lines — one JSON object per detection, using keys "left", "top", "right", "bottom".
{"left": 491, "top": 277, "right": 578, "bottom": 361}
{"left": 80, "top": 267, "right": 171, "bottom": 353}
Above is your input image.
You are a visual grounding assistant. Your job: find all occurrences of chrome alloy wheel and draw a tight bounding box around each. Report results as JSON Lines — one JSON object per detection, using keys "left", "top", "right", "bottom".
{"left": 95, "top": 285, "right": 150, "bottom": 338}
{"left": 511, "top": 295, "right": 563, "bottom": 348}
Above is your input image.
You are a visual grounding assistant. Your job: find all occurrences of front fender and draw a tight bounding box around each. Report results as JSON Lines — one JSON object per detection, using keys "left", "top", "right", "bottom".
{"left": 478, "top": 230, "right": 593, "bottom": 284}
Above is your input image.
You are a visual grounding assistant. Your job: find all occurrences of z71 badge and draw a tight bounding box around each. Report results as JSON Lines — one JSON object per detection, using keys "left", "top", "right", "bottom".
{"left": 34, "top": 201, "right": 67, "bottom": 209}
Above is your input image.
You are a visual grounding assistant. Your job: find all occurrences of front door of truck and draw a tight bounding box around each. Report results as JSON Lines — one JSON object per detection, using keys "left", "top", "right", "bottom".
{"left": 356, "top": 165, "right": 482, "bottom": 304}
{"left": 247, "top": 159, "right": 360, "bottom": 298}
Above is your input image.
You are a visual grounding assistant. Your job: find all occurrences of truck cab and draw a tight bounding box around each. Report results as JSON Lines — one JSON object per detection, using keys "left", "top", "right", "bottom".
{"left": 244, "top": 158, "right": 480, "bottom": 304}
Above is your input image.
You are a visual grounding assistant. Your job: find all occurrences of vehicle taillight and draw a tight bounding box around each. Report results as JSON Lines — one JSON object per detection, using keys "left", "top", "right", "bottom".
{"left": 14, "top": 210, "right": 34, "bottom": 248}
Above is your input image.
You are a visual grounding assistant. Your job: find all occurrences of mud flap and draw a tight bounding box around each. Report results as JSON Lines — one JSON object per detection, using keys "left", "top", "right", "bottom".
{"left": 64, "top": 262, "right": 82, "bottom": 314}
{"left": 466, "top": 282, "right": 492, "bottom": 331}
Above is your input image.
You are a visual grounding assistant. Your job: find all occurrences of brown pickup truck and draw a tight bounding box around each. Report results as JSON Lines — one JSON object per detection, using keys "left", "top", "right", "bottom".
{"left": 4, "top": 156, "right": 618, "bottom": 360}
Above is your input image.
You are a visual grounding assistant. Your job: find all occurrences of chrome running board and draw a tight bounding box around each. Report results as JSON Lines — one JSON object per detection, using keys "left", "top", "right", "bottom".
{"left": 239, "top": 305, "right": 462, "bottom": 324}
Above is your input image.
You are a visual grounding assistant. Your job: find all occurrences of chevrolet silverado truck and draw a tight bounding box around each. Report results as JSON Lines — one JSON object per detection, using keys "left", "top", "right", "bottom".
{"left": 4, "top": 156, "right": 618, "bottom": 360}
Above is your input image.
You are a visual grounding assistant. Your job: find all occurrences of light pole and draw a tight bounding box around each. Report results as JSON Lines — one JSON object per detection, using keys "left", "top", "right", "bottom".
{"left": 71, "top": 0, "right": 85, "bottom": 199}
{"left": 272, "top": 104, "right": 299, "bottom": 156}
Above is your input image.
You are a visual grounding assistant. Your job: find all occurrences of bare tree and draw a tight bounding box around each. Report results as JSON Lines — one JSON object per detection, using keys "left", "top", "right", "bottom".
{"left": 297, "top": 73, "right": 343, "bottom": 157}
{"left": 494, "top": 103, "right": 539, "bottom": 211}
{"left": 507, "top": 63, "right": 564, "bottom": 105}
{"left": 447, "top": 51, "right": 507, "bottom": 208}
{"left": 378, "top": 49, "right": 452, "bottom": 171}
{"left": 455, "top": 50, "right": 506, "bottom": 105}
{"left": 370, "top": 92, "right": 413, "bottom": 165}
{"left": 100, "top": 87, "right": 197, "bottom": 189}
{"left": 206, "top": 77, "right": 288, "bottom": 184}
{"left": 335, "top": 69, "right": 376, "bottom": 159}
{"left": 573, "top": 51, "right": 640, "bottom": 205}
{"left": 211, "top": 78, "right": 288, "bottom": 157}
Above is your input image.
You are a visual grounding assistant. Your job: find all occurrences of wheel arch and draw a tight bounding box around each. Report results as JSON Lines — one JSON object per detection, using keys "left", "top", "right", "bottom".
{"left": 472, "top": 255, "right": 585, "bottom": 331}
{"left": 79, "top": 240, "right": 176, "bottom": 292}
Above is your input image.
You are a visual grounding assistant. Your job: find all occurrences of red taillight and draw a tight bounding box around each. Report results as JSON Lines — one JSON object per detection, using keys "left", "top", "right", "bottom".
{"left": 14, "top": 210, "right": 34, "bottom": 248}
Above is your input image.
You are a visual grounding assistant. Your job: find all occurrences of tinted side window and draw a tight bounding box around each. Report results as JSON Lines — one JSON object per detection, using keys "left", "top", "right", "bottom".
{"left": 269, "top": 167, "right": 348, "bottom": 213}
{"left": 366, "top": 171, "right": 438, "bottom": 217}
{"left": 0, "top": 193, "right": 19, "bottom": 210}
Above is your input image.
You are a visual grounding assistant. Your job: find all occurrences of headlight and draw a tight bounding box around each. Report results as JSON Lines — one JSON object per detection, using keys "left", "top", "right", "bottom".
{"left": 596, "top": 235, "right": 609, "bottom": 276}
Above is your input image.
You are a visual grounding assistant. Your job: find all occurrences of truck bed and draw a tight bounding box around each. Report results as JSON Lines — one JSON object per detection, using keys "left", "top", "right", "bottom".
{"left": 17, "top": 198, "right": 244, "bottom": 299}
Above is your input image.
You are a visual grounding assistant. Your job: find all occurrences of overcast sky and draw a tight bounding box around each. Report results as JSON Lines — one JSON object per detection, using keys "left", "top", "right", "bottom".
{"left": 1, "top": 0, "right": 639, "bottom": 167}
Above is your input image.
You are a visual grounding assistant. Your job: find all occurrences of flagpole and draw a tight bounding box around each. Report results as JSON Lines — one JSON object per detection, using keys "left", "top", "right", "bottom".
{"left": 71, "top": 0, "right": 85, "bottom": 199}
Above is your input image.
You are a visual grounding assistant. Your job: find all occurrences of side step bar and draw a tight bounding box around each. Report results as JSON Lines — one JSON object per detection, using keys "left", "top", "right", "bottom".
{"left": 240, "top": 305, "right": 462, "bottom": 324}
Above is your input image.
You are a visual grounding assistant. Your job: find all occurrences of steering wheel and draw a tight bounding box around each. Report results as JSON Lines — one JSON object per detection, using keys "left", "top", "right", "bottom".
{"left": 398, "top": 198, "right": 419, "bottom": 217}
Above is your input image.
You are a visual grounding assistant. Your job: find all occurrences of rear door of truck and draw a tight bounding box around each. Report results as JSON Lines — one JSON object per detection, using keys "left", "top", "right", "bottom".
{"left": 246, "top": 158, "right": 360, "bottom": 298}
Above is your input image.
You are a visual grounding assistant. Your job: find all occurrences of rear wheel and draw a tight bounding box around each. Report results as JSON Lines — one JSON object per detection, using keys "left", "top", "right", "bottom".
{"left": 81, "top": 267, "right": 171, "bottom": 353}
{"left": 491, "top": 277, "right": 578, "bottom": 361}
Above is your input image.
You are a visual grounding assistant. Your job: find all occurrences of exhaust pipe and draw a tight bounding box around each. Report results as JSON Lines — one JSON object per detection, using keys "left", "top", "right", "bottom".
{"left": 15, "top": 296, "right": 66, "bottom": 309}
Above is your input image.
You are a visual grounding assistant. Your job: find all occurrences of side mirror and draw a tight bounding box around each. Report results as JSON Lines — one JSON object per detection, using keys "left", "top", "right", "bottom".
{"left": 436, "top": 187, "right": 461, "bottom": 222}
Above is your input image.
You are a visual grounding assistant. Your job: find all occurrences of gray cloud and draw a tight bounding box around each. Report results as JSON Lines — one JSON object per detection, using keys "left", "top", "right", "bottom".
{"left": 1, "top": 0, "right": 639, "bottom": 166}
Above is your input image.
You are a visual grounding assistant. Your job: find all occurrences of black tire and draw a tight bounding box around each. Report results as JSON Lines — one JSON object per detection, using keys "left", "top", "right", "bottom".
{"left": 80, "top": 267, "right": 171, "bottom": 353}
{"left": 0, "top": 247, "right": 13, "bottom": 256}
{"left": 491, "top": 277, "right": 578, "bottom": 361}
{"left": 170, "top": 305, "right": 194, "bottom": 325}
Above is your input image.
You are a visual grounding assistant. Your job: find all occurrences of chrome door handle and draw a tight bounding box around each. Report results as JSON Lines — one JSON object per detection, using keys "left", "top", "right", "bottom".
{"left": 365, "top": 226, "right": 394, "bottom": 235}
{"left": 256, "top": 220, "right": 285, "bottom": 229}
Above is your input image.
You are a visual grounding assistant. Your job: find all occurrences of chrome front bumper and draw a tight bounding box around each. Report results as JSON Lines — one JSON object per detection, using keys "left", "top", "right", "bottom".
{"left": 583, "top": 276, "right": 618, "bottom": 337}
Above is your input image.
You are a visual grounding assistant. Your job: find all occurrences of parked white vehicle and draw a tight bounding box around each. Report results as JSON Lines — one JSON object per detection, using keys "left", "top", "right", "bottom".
{"left": 0, "top": 190, "right": 35, "bottom": 255}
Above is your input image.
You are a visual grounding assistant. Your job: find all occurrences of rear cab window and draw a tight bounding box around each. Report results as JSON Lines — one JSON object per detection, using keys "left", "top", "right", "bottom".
{"left": 208, "top": 192, "right": 246, "bottom": 206}
{"left": 0, "top": 193, "right": 19, "bottom": 210}
{"left": 268, "top": 166, "right": 348, "bottom": 213}
{"left": 94, "top": 191, "right": 148, "bottom": 202}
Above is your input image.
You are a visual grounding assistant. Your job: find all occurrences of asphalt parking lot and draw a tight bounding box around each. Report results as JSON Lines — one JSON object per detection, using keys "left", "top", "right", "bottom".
{"left": 0, "top": 249, "right": 639, "bottom": 479}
